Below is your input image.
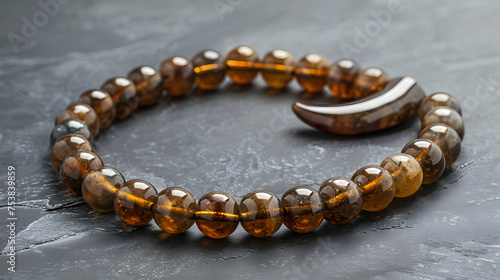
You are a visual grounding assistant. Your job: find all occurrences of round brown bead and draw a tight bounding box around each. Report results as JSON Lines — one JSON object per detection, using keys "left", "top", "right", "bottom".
{"left": 295, "top": 53, "right": 329, "bottom": 93}
{"left": 78, "top": 89, "right": 115, "bottom": 129}
{"left": 60, "top": 150, "right": 103, "bottom": 196}
{"left": 192, "top": 50, "right": 226, "bottom": 91}
{"left": 422, "top": 107, "right": 464, "bottom": 140}
{"left": 224, "top": 45, "right": 259, "bottom": 85}
{"left": 153, "top": 187, "right": 196, "bottom": 234}
{"left": 101, "top": 77, "right": 138, "bottom": 120}
{"left": 195, "top": 192, "right": 240, "bottom": 239}
{"left": 419, "top": 124, "right": 462, "bottom": 167}
{"left": 327, "top": 59, "right": 361, "bottom": 100}
{"left": 381, "top": 153, "right": 423, "bottom": 198}
{"left": 56, "top": 103, "right": 100, "bottom": 137}
{"left": 50, "top": 134, "right": 94, "bottom": 173}
{"left": 319, "top": 177, "right": 363, "bottom": 225}
{"left": 240, "top": 190, "right": 284, "bottom": 237}
{"left": 419, "top": 92, "right": 462, "bottom": 120}
{"left": 127, "top": 65, "right": 163, "bottom": 107}
{"left": 50, "top": 119, "right": 93, "bottom": 145}
{"left": 402, "top": 139, "right": 446, "bottom": 184}
{"left": 352, "top": 165, "right": 395, "bottom": 212}
{"left": 350, "top": 67, "right": 390, "bottom": 99}
{"left": 261, "top": 49, "right": 295, "bottom": 89}
{"left": 159, "top": 56, "right": 195, "bottom": 97}
{"left": 82, "top": 166, "right": 125, "bottom": 212}
{"left": 281, "top": 186, "right": 324, "bottom": 233}
{"left": 114, "top": 179, "right": 158, "bottom": 226}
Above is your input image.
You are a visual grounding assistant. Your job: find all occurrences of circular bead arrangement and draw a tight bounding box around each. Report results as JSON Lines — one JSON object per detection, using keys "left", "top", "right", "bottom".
{"left": 50, "top": 46, "right": 465, "bottom": 239}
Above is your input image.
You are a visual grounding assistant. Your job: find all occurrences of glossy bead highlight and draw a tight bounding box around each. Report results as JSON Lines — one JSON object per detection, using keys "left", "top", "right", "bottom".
{"left": 60, "top": 150, "right": 104, "bottom": 196}
{"left": 295, "top": 53, "right": 329, "bottom": 93}
{"left": 101, "top": 76, "right": 138, "bottom": 120}
{"left": 327, "top": 59, "right": 361, "bottom": 100}
{"left": 319, "top": 177, "right": 363, "bottom": 225}
{"left": 422, "top": 107, "right": 464, "bottom": 140}
{"left": 56, "top": 103, "right": 100, "bottom": 137}
{"left": 82, "top": 166, "right": 125, "bottom": 212}
{"left": 50, "top": 134, "right": 94, "bottom": 173}
{"left": 352, "top": 165, "right": 395, "bottom": 212}
{"left": 195, "top": 192, "right": 240, "bottom": 239}
{"left": 114, "top": 179, "right": 158, "bottom": 226}
{"left": 224, "top": 45, "right": 259, "bottom": 85}
{"left": 127, "top": 65, "right": 163, "bottom": 107}
{"left": 159, "top": 56, "right": 195, "bottom": 97}
{"left": 192, "top": 50, "right": 226, "bottom": 90}
{"left": 381, "top": 153, "right": 423, "bottom": 198}
{"left": 419, "top": 124, "right": 461, "bottom": 167}
{"left": 261, "top": 49, "right": 295, "bottom": 89}
{"left": 402, "top": 139, "right": 446, "bottom": 184}
{"left": 50, "top": 119, "right": 93, "bottom": 145}
{"left": 419, "top": 92, "right": 462, "bottom": 120}
{"left": 78, "top": 89, "right": 115, "bottom": 129}
{"left": 240, "top": 190, "right": 284, "bottom": 237}
{"left": 350, "top": 67, "right": 390, "bottom": 99}
{"left": 281, "top": 186, "right": 324, "bottom": 233}
{"left": 153, "top": 187, "right": 196, "bottom": 234}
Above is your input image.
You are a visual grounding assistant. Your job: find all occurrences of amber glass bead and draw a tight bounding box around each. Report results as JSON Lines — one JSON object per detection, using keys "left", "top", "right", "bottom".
{"left": 327, "top": 59, "right": 361, "bottom": 100}
{"left": 101, "top": 76, "right": 138, "bottom": 120}
{"left": 50, "top": 134, "right": 94, "bottom": 173}
{"left": 402, "top": 139, "right": 446, "bottom": 184}
{"left": 419, "top": 92, "right": 462, "bottom": 120}
{"left": 350, "top": 67, "right": 390, "bottom": 99}
{"left": 239, "top": 190, "right": 284, "bottom": 238}
{"left": 127, "top": 65, "right": 163, "bottom": 107}
{"left": 381, "top": 153, "right": 423, "bottom": 198}
{"left": 82, "top": 166, "right": 125, "bottom": 212}
{"left": 195, "top": 192, "right": 239, "bottom": 239}
{"left": 192, "top": 50, "right": 226, "bottom": 91}
{"left": 352, "top": 165, "right": 395, "bottom": 212}
{"left": 422, "top": 107, "right": 464, "bottom": 140}
{"left": 281, "top": 186, "right": 324, "bottom": 233}
{"left": 419, "top": 124, "right": 461, "bottom": 167}
{"left": 153, "top": 187, "right": 196, "bottom": 234}
{"left": 261, "top": 49, "right": 295, "bottom": 89}
{"left": 114, "top": 179, "right": 158, "bottom": 226}
{"left": 50, "top": 119, "right": 92, "bottom": 145}
{"left": 224, "top": 45, "right": 259, "bottom": 85}
{"left": 56, "top": 103, "right": 100, "bottom": 137}
{"left": 60, "top": 150, "right": 103, "bottom": 196}
{"left": 319, "top": 177, "right": 363, "bottom": 225}
{"left": 295, "top": 54, "right": 329, "bottom": 93}
{"left": 78, "top": 89, "right": 115, "bottom": 129}
{"left": 159, "top": 56, "right": 195, "bottom": 97}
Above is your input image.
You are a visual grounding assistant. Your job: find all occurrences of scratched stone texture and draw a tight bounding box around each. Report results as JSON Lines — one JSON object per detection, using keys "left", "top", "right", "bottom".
{"left": 0, "top": 0, "right": 499, "bottom": 279}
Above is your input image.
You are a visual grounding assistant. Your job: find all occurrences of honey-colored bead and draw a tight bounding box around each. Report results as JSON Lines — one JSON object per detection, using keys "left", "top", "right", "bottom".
{"left": 56, "top": 103, "right": 100, "bottom": 137}
{"left": 319, "top": 177, "right": 363, "bottom": 225}
{"left": 295, "top": 53, "right": 329, "bottom": 93}
{"left": 261, "top": 49, "right": 295, "bottom": 89}
{"left": 422, "top": 107, "right": 464, "bottom": 140}
{"left": 419, "top": 92, "right": 462, "bottom": 120}
{"left": 381, "top": 153, "right": 423, "bottom": 198}
{"left": 114, "top": 179, "right": 158, "bottom": 226}
{"left": 50, "top": 134, "right": 94, "bottom": 173}
{"left": 352, "top": 165, "right": 395, "bottom": 212}
{"left": 402, "top": 139, "right": 446, "bottom": 184}
{"left": 239, "top": 190, "right": 284, "bottom": 237}
{"left": 281, "top": 186, "right": 324, "bottom": 233}
{"left": 50, "top": 119, "right": 92, "bottom": 145}
{"left": 224, "top": 45, "right": 259, "bottom": 85}
{"left": 101, "top": 77, "right": 138, "bottom": 120}
{"left": 327, "top": 59, "right": 361, "bottom": 100}
{"left": 195, "top": 192, "right": 239, "bottom": 239}
{"left": 60, "top": 150, "right": 103, "bottom": 196}
{"left": 350, "top": 67, "right": 390, "bottom": 99}
{"left": 419, "top": 124, "right": 461, "bottom": 167}
{"left": 127, "top": 65, "right": 163, "bottom": 107}
{"left": 159, "top": 56, "right": 195, "bottom": 97}
{"left": 192, "top": 50, "right": 226, "bottom": 90}
{"left": 78, "top": 89, "right": 115, "bottom": 129}
{"left": 82, "top": 166, "right": 125, "bottom": 212}
{"left": 153, "top": 187, "right": 196, "bottom": 234}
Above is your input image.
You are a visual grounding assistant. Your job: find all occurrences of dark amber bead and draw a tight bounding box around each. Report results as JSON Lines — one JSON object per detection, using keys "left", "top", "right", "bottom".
{"left": 78, "top": 89, "right": 115, "bottom": 129}
{"left": 295, "top": 54, "right": 329, "bottom": 93}
{"left": 224, "top": 45, "right": 259, "bottom": 85}
{"left": 50, "top": 134, "right": 94, "bottom": 173}
{"left": 419, "top": 124, "right": 461, "bottom": 167}
{"left": 60, "top": 150, "right": 103, "bottom": 196}
{"left": 82, "top": 166, "right": 125, "bottom": 212}
{"left": 192, "top": 50, "right": 226, "bottom": 91}
{"left": 419, "top": 92, "right": 462, "bottom": 120}
{"left": 319, "top": 177, "right": 363, "bottom": 225}
{"left": 50, "top": 119, "right": 92, "bottom": 145}
{"left": 114, "top": 179, "right": 158, "bottom": 226}
{"left": 56, "top": 103, "right": 100, "bottom": 137}
{"left": 195, "top": 192, "right": 239, "bottom": 239}
{"left": 381, "top": 153, "right": 423, "bottom": 198}
{"left": 261, "top": 49, "right": 295, "bottom": 89}
{"left": 422, "top": 107, "right": 464, "bottom": 140}
{"left": 350, "top": 67, "right": 390, "bottom": 99}
{"left": 402, "top": 139, "right": 446, "bottom": 184}
{"left": 239, "top": 190, "right": 284, "bottom": 237}
{"left": 281, "top": 186, "right": 324, "bottom": 233}
{"left": 101, "top": 77, "right": 138, "bottom": 120}
{"left": 327, "top": 59, "right": 361, "bottom": 100}
{"left": 127, "top": 65, "right": 163, "bottom": 107}
{"left": 352, "top": 166, "right": 395, "bottom": 212}
{"left": 159, "top": 56, "right": 195, "bottom": 97}
{"left": 153, "top": 187, "right": 196, "bottom": 234}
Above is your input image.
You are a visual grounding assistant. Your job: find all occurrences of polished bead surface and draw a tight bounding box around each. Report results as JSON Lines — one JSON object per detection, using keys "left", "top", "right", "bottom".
{"left": 422, "top": 107, "right": 464, "bottom": 140}
{"left": 82, "top": 166, "right": 125, "bottom": 212}
{"left": 127, "top": 65, "right": 163, "bottom": 107}
{"left": 295, "top": 53, "right": 329, "bottom": 93}
{"left": 60, "top": 150, "right": 103, "bottom": 196}
{"left": 381, "top": 153, "right": 423, "bottom": 198}
{"left": 319, "top": 177, "right": 363, "bottom": 225}
{"left": 419, "top": 124, "right": 462, "bottom": 167}
{"left": 56, "top": 103, "right": 100, "bottom": 137}
{"left": 239, "top": 190, "right": 284, "bottom": 237}
{"left": 419, "top": 92, "right": 462, "bottom": 120}
{"left": 352, "top": 165, "right": 395, "bottom": 212}
{"left": 101, "top": 76, "right": 138, "bottom": 120}
{"left": 50, "top": 119, "right": 93, "bottom": 145}
{"left": 192, "top": 50, "right": 226, "bottom": 91}
{"left": 402, "top": 139, "right": 446, "bottom": 184}
{"left": 78, "top": 89, "right": 115, "bottom": 129}
{"left": 114, "top": 179, "right": 158, "bottom": 226}
{"left": 224, "top": 45, "right": 259, "bottom": 85}
{"left": 50, "top": 134, "right": 94, "bottom": 173}
{"left": 153, "top": 187, "right": 196, "bottom": 234}
{"left": 327, "top": 59, "right": 361, "bottom": 100}
{"left": 195, "top": 192, "right": 239, "bottom": 239}
{"left": 281, "top": 186, "right": 324, "bottom": 233}
{"left": 261, "top": 49, "right": 295, "bottom": 89}
{"left": 159, "top": 56, "right": 195, "bottom": 97}
{"left": 350, "top": 67, "right": 390, "bottom": 99}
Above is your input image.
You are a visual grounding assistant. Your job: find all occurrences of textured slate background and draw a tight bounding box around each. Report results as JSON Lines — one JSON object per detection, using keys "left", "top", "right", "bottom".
{"left": 1, "top": 0, "right": 500, "bottom": 279}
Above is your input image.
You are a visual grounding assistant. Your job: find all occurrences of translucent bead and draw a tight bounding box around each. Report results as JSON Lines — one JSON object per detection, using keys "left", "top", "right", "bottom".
{"left": 56, "top": 103, "right": 100, "bottom": 137}
{"left": 78, "top": 89, "right": 115, "bottom": 129}
{"left": 381, "top": 153, "right": 423, "bottom": 198}
{"left": 60, "top": 150, "right": 103, "bottom": 195}
{"left": 419, "top": 124, "right": 461, "bottom": 167}
{"left": 402, "top": 139, "right": 446, "bottom": 184}
{"left": 295, "top": 53, "right": 329, "bottom": 93}
{"left": 419, "top": 92, "right": 462, "bottom": 120}
{"left": 50, "top": 119, "right": 92, "bottom": 145}
{"left": 261, "top": 49, "right": 295, "bottom": 89}
{"left": 281, "top": 186, "right": 324, "bottom": 233}
{"left": 159, "top": 56, "right": 194, "bottom": 97}
{"left": 319, "top": 177, "right": 363, "bottom": 225}
{"left": 127, "top": 65, "right": 163, "bottom": 107}
{"left": 327, "top": 59, "right": 361, "bottom": 100}
{"left": 352, "top": 165, "right": 395, "bottom": 212}
{"left": 101, "top": 77, "right": 138, "bottom": 120}
{"left": 195, "top": 192, "right": 239, "bottom": 239}
{"left": 224, "top": 45, "right": 259, "bottom": 85}
{"left": 350, "top": 67, "right": 390, "bottom": 99}
{"left": 114, "top": 179, "right": 158, "bottom": 226}
{"left": 153, "top": 187, "right": 196, "bottom": 234}
{"left": 422, "top": 107, "right": 464, "bottom": 140}
{"left": 239, "top": 190, "right": 284, "bottom": 237}
{"left": 192, "top": 50, "right": 226, "bottom": 91}
{"left": 82, "top": 166, "right": 125, "bottom": 212}
{"left": 50, "top": 134, "right": 94, "bottom": 173}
